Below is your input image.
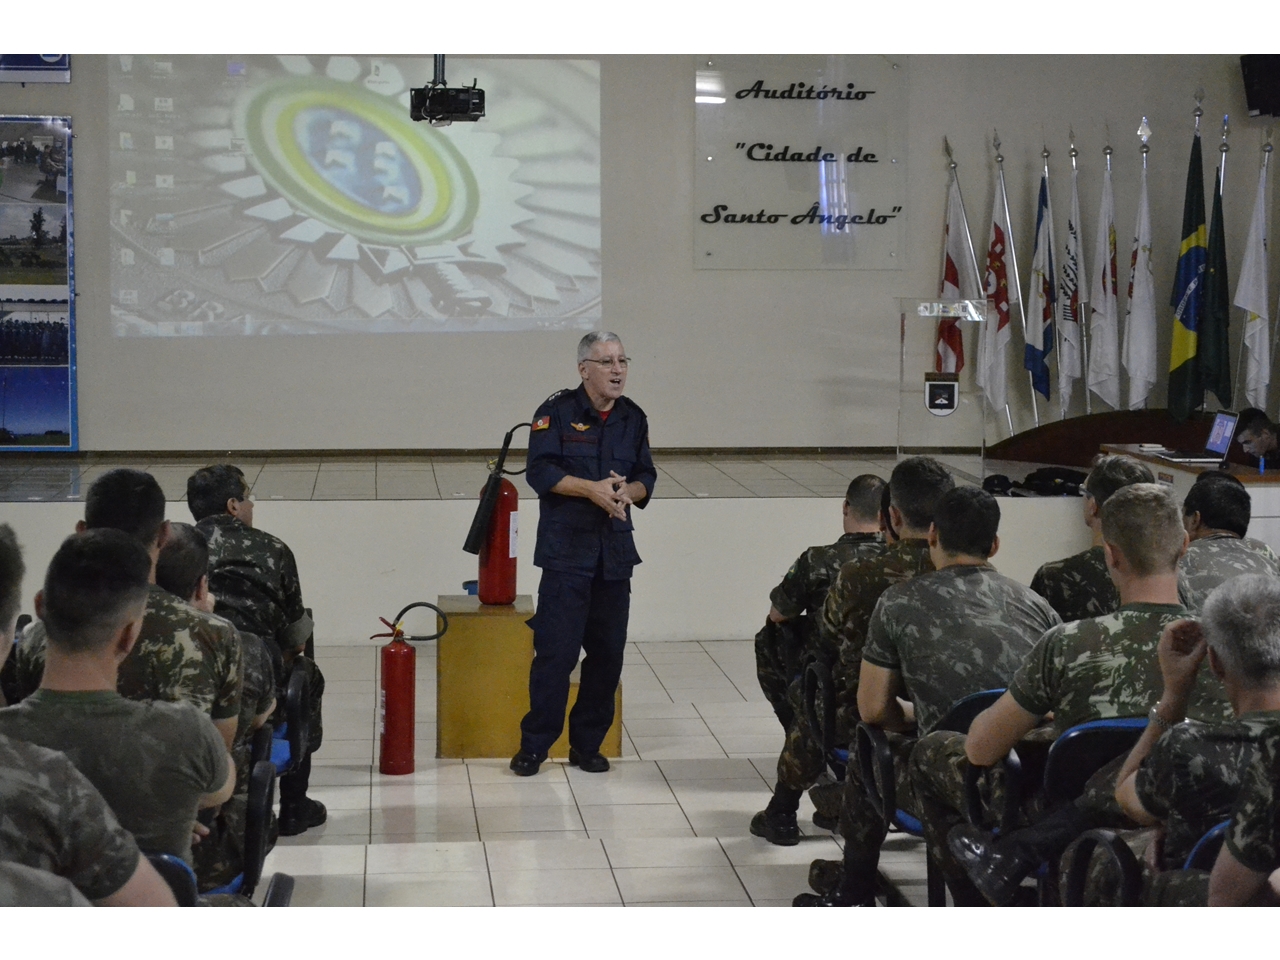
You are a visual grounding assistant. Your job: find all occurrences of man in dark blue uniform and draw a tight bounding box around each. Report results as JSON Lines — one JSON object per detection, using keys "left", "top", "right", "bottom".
{"left": 510, "top": 331, "right": 657, "bottom": 777}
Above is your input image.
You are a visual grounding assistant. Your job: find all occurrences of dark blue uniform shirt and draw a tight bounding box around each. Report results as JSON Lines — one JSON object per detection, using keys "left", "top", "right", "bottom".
{"left": 526, "top": 385, "right": 657, "bottom": 580}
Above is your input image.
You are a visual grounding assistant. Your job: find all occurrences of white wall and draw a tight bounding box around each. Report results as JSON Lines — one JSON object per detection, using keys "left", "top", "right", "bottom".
{"left": 1, "top": 494, "right": 1092, "bottom": 645}
{"left": 0, "top": 55, "right": 1271, "bottom": 452}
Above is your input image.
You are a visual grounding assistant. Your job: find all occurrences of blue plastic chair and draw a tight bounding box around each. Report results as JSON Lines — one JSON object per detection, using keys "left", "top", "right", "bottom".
{"left": 1183, "top": 819, "right": 1230, "bottom": 871}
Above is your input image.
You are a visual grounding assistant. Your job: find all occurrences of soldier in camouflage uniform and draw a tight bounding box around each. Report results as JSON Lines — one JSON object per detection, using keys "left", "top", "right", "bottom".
{"left": 750, "top": 458, "right": 951, "bottom": 847}
{"left": 1208, "top": 721, "right": 1280, "bottom": 904}
{"left": 755, "top": 474, "right": 886, "bottom": 727}
{"left": 0, "top": 522, "right": 175, "bottom": 907}
{"left": 752, "top": 476, "right": 886, "bottom": 829}
{"left": 794, "top": 487, "right": 1060, "bottom": 905}
{"left": 156, "top": 522, "right": 279, "bottom": 891}
{"left": 926, "top": 484, "right": 1232, "bottom": 905}
{"left": 1177, "top": 472, "right": 1280, "bottom": 614}
{"left": 1030, "top": 454, "right": 1153, "bottom": 623}
{"left": 9, "top": 469, "right": 244, "bottom": 749}
{"left": 189, "top": 464, "right": 326, "bottom": 837}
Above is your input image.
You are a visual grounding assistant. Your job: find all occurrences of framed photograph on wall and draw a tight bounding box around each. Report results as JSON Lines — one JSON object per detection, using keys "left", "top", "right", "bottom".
{"left": 0, "top": 115, "right": 76, "bottom": 450}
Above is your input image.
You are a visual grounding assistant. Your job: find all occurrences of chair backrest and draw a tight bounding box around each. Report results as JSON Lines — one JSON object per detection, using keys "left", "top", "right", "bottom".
{"left": 1183, "top": 819, "right": 1231, "bottom": 871}
{"left": 803, "top": 659, "right": 837, "bottom": 757}
{"left": 239, "top": 759, "right": 277, "bottom": 899}
{"left": 146, "top": 852, "right": 199, "bottom": 907}
{"left": 934, "top": 689, "right": 1005, "bottom": 734}
{"left": 282, "top": 659, "right": 312, "bottom": 773}
{"left": 1062, "top": 828, "right": 1144, "bottom": 906}
{"left": 250, "top": 722, "right": 274, "bottom": 770}
{"left": 1042, "top": 717, "right": 1148, "bottom": 804}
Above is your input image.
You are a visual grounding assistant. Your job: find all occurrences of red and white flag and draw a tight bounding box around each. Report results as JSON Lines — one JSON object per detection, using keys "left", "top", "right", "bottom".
{"left": 977, "top": 176, "right": 1016, "bottom": 412}
{"left": 1235, "top": 159, "right": 1272, "bottom": 409}
{"left": 1058, "top": 165, "right": 1087, "bottom": 418}
{"left": 936, "top": 173, "right": 981, "bottom": 373}
{"left": 1088, "top": 165, "right": 1121, "bottom": 409}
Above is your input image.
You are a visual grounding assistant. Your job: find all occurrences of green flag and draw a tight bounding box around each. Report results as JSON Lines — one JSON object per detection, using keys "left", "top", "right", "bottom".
{"left": 1201, "top": 167, "right": 1232, "bottom": 408}
{"left": 1167, "top": 135, "right": 1207, "bottom": 421}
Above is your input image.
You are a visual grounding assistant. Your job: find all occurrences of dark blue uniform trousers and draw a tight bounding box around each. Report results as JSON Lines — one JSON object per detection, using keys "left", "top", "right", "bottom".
{"left": 520, "top": 566, "right": 630, "bottom": 757}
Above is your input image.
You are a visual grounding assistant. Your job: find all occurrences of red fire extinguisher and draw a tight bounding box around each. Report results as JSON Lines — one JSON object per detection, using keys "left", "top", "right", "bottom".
{"left": 478, "top": 477, "right": 518, "bottom": 605}
{"left": 462, "top": 421, "right": 531, "bottom": 605}
{"left": 373, "top": 602, "right": 448, "bottom": 776}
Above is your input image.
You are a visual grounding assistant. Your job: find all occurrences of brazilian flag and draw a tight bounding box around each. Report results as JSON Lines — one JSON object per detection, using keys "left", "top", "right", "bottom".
{"left": 1167, "top": 135, "right": 1207, "bottom": 421}
{"left": 1201, "top": 167, "right": 1232, "bottom": 407}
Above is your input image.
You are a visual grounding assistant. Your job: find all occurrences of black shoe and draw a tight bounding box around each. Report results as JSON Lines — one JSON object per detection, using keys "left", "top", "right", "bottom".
{"left": 509, "top": 750, "right": 546, "bottom": 777}
{"left": 568, "top": 748, "right": 610, "bottom": 773}
{"left": 947, "top": 824, "right": 1034, "bottom": 907}
{"left": 808, "top": 858, "right": 844, "bottom": 895}
{"left": 749, "top": 808, "right": 799, "bottom": 846}
{"left": 792, "top": 887, "right": 874, "bottom": 907}
{"left": 278, "top": 797, "right": 327, "bottom": 836}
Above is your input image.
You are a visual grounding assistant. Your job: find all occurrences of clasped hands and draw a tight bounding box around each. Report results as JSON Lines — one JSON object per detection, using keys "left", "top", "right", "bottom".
{"left": 588, "top": 471, "right": 633, "bottom": 521}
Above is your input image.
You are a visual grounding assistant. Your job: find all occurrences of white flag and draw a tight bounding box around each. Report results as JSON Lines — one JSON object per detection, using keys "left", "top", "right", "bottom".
{"left": 936, "top": 174, "right": 982, "bottom": 373}
{"left": 1235, "top": 161, "right": 1272, "bottom": 409}
{"left": 1088, "top": 166, "right": 1121, "bottom": 409}
{"left": 1025, "top": 174, "right": 1055, "bottom": 401}
{"left": 1123, "top": 164, "right": 1157, "bottom": 409}
{"left": 977, "top": 176, "right": 1016, "bottom": 412}
{"left": 1058, "top": 166, "right": 1087, "bottom": 418}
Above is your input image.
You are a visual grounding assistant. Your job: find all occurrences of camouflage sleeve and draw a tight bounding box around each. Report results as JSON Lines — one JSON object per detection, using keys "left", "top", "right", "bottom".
{"left": 860, "top": 593, "right": 900, "bottom": 671}
{"left": 9, "top": 623, "right": 47, "bottom": 702}
{"left": 0, "top": 741, "right": 142, "bottom": 901}
{"left": 1006, "top": 625, "right": 1064, "bottom": 719}
{"left": 1133, "top": 726, "right": 1185, "bottom": 821}
{"left": 1224, "top": 737, "right": 1280, "bottom": 874}
{"left": 209, "top": 623, "right": 244, "bottom": 723}
{"left": 768, "top": 550, "right": 812, "bottom": 620}
{"left": 277, "top": 543, "right": 312, "bottom": 651}
{"left": 184, "top": 711, "right": 233, "bottom": 795}
{"left": 1029, "top": 563, "right": 1050, "bottom": 601}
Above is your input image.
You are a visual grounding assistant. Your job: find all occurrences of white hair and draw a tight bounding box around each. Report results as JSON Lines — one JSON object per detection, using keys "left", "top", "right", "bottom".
{"left": 1202, "top": 574, "right": 1280, "bottom": 687}
{"left": 577, "top": 331, "right": 623, "bottom": 363}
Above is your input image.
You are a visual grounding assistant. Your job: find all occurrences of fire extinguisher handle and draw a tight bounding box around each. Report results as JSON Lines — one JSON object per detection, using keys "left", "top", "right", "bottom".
{"left": 392, "top": 601, "right": 449, "bottom": 642}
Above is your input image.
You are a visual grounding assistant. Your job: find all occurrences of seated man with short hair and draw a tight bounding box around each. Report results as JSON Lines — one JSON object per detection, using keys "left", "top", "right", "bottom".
{"left": 156, "top": 521, "right": 277, "bottom": 890}
{"left": 915, "top": 483, "right": 1232, "bottom": 905}
{"left": 750, "top": 458, "right": 949, "bottom": 847}
{"left": 1178, "top": 472, "right": 1280, "bottom": 614}
{"left": 188, "top": 464, "right": 326, "bottom": 837}
{"left": 1235, "top": 407, "right": 1279, "bottom": 466}
{"left": 0, "top": 530, "right": 234, "bottom": 864}
{"left": 0, "top": 523, "right": 175, "bottom": 907}
{"left": 753, "top": 474, "right": 885, "bottom": 831}
{"left": 1030, "top": 454, "right": 1153, "bottom": 622}
{"left": 10, "top": 468, "right": 244, "bottom": 751}
{"left": 794, "top": 487, "right": 1060, "bottom": 906}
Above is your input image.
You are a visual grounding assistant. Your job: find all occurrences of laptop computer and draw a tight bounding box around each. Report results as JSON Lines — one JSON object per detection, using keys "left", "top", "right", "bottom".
{"left": 1158, "top": 411, "right": 1239, "bottom": 463}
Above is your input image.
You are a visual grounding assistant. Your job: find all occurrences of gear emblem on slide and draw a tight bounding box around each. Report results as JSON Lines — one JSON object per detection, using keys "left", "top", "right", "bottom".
{"left": 109, "top": 55, "right": 602, "bottom": 335}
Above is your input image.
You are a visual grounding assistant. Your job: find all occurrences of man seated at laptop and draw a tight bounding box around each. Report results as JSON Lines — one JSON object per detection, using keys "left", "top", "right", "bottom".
{"left": 1179, "top": 472, "right": 1280, "bottom": 614}
{"left": 1236, "top": 408, "right": 1279, "bottom": 467}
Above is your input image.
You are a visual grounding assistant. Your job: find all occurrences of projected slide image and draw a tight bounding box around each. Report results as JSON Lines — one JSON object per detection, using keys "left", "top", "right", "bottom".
{"left": 0, "top": 365, "right": 71, "bottom": 447}
{"left": 109, "top": 56, "right": 601, "bottom": 336}
{"left": 0, "top": 118, "right": 71, "bottom": 301}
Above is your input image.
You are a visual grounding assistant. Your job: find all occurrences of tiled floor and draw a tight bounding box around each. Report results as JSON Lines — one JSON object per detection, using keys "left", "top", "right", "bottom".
{"left": 262, "top": 640, "right": 932, "bottom": 907}
{"left": 0, "top": 452, "right": 998, "bottom": 502}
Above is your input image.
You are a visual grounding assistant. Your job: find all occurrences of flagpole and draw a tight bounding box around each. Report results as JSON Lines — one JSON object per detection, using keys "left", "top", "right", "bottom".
{"left": 1071, "top": 132, "right": 1091, "bottom": 416}
{"left": 1137, "top": 118, "right": 1152, "bottom": 410}
{"left": 1216, "top": 114, "right": 1231, "bottom": 414}
{"left": 1042, "top": 145, "right": 1065, "bottom": 420}
{"left": 1263, "top": 132, "right": 1278, "bottom": 412}
{"left": 994, "top": 131, "right": 1040, "bottom": 428}
{"left": 944, "top": 137, "right": 1008, "bottom": 435}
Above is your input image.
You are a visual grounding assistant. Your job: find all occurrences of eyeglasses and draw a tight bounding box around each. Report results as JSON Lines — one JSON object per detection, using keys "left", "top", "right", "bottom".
{"left": 582, "top": 357, "right": 631, "bottom": 369}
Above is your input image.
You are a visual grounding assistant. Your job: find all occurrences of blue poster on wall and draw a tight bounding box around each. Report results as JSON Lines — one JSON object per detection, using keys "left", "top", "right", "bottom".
{"left": 0, "top": 56, "right": 70, "bottom": 84}
{"left": 0, "top": 115, "right": 76, "bottom": 450}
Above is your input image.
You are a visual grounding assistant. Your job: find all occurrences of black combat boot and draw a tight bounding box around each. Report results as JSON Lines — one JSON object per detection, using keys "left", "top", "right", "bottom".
{"left": 750, "top": 783, "right": 802, "bottom": 846}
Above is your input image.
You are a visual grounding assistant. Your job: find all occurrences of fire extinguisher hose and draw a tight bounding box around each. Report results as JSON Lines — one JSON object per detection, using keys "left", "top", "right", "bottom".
{"left": 463, "top": 421, "right": 531, "bottom": 555}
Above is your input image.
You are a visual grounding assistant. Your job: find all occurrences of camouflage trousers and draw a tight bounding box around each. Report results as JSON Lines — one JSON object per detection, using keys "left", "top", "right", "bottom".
{"left": 192, "top": 792, "right": 279, "bottom": 893}
{"left": 1062, "top": 830, "right": 1208, "bottom": 906}
{"left": 837, "top": 731, "right": 917, "bottom": 895}
{"left": 776, "top": 675, "right": 826, "bottom": 791}
{"left": 910, "top": 730, "right": 1130, "bottom": 904}
{"left": 754, "top": 620, "right": 796, "bottom": 729}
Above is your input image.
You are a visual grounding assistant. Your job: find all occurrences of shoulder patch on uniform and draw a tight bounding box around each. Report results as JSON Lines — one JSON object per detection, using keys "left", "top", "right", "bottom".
{"left": 570, "top": 422, "right": 590, "bottom": 432}
{"left": 532, "top": 416, "right": 551, "bottom": 431}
